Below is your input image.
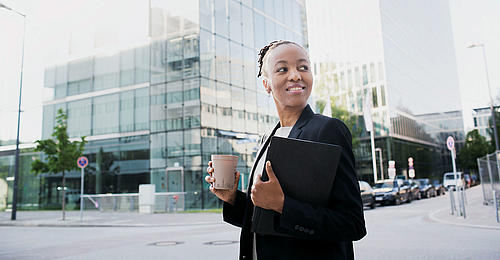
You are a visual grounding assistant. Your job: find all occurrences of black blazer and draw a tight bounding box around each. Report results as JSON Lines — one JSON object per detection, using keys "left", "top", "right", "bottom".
{"left": 223, "top": 104, "right": 366, "bottom": 260}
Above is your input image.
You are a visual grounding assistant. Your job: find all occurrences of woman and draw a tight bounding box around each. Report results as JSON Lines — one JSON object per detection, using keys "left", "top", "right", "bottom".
{"left": 205, "top": 40, "right": 366, "bottom": 260}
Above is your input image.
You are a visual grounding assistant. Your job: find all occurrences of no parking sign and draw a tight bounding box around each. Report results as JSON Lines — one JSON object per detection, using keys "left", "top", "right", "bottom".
{"left": 77, "top": 156, "right": 88, "bottom": 169}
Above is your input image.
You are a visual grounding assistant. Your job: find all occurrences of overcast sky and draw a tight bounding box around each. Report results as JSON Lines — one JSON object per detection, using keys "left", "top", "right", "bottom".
{"left": 0, "top": 0, "right": 499, "bottom": 143}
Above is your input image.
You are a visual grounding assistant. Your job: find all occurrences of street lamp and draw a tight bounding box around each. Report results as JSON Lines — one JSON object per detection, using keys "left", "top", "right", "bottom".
{"left": 467, "top": 43, "right": 499, "bottom": 151}
{"left": 375, "top": 148, "right": 384, "bottom": 180}
{"left": 1, "top": 2, "right": 26, "bottom": 221}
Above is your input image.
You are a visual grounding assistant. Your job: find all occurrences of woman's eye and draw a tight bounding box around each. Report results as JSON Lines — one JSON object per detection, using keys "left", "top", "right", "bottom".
{"left": 299, "top": 65, "right": 309, "bottom": 71}
{"left": 277, "top": 67, "right": 288, "bottom": 73}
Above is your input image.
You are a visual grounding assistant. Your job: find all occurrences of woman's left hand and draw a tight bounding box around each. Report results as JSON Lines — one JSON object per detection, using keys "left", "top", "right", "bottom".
{"left": 251, "top": 161, "right": 284, "bottom": 214}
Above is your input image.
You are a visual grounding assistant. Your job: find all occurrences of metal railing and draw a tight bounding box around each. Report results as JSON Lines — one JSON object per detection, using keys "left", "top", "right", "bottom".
{"left": 81, "top": 192, "right": 189, "bottom": 213}
{"left": 477, "top": 151, "right": 500, "bottom": 222}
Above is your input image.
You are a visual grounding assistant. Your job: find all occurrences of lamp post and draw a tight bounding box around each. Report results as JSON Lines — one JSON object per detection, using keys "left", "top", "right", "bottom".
{"left": 1, "top": 2, "right": 26, "bottom": 221}
{"left": 467, "top": 43, "right": 498, "bottom": 151}
{"left": 375, "top": 148, "right": 384, "bottom": 180}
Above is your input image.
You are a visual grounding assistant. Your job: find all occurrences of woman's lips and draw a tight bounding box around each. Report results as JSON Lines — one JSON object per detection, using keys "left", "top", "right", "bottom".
{"left": 286, "top": 84, "right": 306, "bottom": 92}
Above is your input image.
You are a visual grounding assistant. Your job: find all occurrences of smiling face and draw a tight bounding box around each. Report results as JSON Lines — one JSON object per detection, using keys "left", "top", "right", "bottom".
{"left": 262, "top": 43, "right": 313, "bottom": 112}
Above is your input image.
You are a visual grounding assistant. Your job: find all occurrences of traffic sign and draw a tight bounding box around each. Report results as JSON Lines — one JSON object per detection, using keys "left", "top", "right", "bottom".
{"left": 77, "top": 156, "right": 88, "bottom": 169}
{"left": 408, "top": 157, "right": 414, "bottom": 167}
{"left": 409, "top": 169, "right": 415, "bottom": 178}
{"left": 446, "top": 136, "right": 455, "bottom": 151}
{"left": 388, "top": 160, "right": 395, "bottom": 168}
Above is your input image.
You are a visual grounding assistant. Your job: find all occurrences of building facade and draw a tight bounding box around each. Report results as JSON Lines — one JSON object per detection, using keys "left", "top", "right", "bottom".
{"left": 472, "top": 106, "right": 499, "bottom": 141}
{"left": 307, "top": 0, "right": 464, "bottom": 182}
{"left": 0, "top": 0, "right": 308, "bottom": 210}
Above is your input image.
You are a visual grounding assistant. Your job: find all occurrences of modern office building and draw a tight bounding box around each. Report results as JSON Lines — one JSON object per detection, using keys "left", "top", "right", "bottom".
{"left": 472, "top": 106, "right": 499, "bottom": 141}
{"left": 0, "top": 0, "right": 308, "bottom": 210}
{"left": 307, "top": 0, "right": 464, "bottom": 181}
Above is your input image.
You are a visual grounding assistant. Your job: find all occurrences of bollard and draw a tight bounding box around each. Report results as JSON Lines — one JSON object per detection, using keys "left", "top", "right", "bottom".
{"left": 494, "top": 190, "right": 499, "bottom": 223}
{"left": 449, "top": 188, "right": 455, "bottom": 215}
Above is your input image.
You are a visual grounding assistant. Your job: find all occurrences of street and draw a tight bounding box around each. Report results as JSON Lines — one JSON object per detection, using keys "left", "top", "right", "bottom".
{"left": 1, "top": 187, "right": 499, "bottom": 260}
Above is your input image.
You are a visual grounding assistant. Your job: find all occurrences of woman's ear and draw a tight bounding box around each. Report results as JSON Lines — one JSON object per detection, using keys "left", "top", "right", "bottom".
{"left": 263, "top": 79, "right": 271, "bottom": 93}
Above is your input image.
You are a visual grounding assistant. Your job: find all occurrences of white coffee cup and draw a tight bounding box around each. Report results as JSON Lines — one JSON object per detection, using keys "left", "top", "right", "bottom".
{"left": 211, "top": 155, "right": 239, "bottom": 190}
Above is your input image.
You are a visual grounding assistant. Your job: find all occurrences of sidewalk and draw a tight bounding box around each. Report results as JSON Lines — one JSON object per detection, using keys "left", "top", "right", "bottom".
{"left": 428, "top": 185, "right": 500, "bottom": 230}
{"left": 0, "top": 210, "right": 224, "bottom": 228}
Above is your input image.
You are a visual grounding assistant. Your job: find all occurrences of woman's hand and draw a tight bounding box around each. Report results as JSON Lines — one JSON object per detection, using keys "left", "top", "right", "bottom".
{"left": 251, "top": 161, "right": 284, "bottom": 214}
{"left": 205, "top": 161, "right": 240, "bottom": 205}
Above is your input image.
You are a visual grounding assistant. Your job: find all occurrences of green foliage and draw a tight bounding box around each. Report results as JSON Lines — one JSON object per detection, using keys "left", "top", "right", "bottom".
{"left": 457, "top": 129, "right": 494, "bottom": 170}
{"left": 316, "top": 99, "right": 362, "bottom": 148}
{"left": 31, "top": 109, "right": 87, "bottom": 176}
{"left": 486, "top": 109, "right": 500, "bottom": 149}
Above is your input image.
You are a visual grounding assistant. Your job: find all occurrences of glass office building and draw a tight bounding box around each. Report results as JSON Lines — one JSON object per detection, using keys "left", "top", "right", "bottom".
{"left": 307, "top": 0, "right": 464, "bottom": 182}
{"left": 472, "top": 106, "right": 500, "bottom": 141}
{"left": 0, "top": 0, "right": 308, "bottom": 210}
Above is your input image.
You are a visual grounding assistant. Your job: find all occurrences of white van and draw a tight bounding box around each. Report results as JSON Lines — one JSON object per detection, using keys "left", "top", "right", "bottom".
{"left": 443, "top": 172, "right": 465, "bottom": 189}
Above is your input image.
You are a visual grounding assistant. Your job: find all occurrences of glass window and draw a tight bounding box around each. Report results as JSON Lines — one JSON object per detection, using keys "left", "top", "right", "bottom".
{"left": 68, "top": 58, "right": 93, "bottom": 96}
{"left": 232, "top": 86, "right": 244, "bottom": 110}
{"left": 67, "top": 99, "right": 92, "bottom": 138}
{"left": 274, "top": 0, "right": 284, "bottom": 23}
{"left": 214, "top": 0, "right": 228, "bottom": 38}
{"left": 230, "top": 42, "right": 244, "bottom": 87}
{"left": 150, "top": 84, "right": 167, "bottom": 132}
{"left": 151, "top": 40, "right": 167, "bottom": 85}
{"left": 264, "top": 0, "right": 274, "bottom": 16}
{"left": 372, "top": 86, "right": 378, "bottom": 108}
{"left": 244, "top": 88, "right": 257, "bottom": 113}
{"left": 42, "top": 105, "right": 55, "bottom": 139}
{"left": 265, "top": 18, "right": 277, "bottom": 44}
{"left": 370, "top": 63, "right": 375, "bottom": 83}
{"left": 151, "top": 133, "right": 167, "bottom": 168}
{"left": 253, "top": 12, "right": 266, "bottom": 50}
{"left": 93, "top": 94, "right": 119, "bottom": 135}
{"left": 380, "top": 85, "right": 386, "bottom": 106}
{"left": 254, "top": 0, "right": 264, "bottom": 11}
{"left": 355, "top": 67, "right": 361, "bottom": 87}
{"left": 135, "top": 88, "right": 149, "bottom": 131}
{"left": 167, "top": 131, "right": 184, "bottom": 157}
{"left": 215, "top": 35, "right": 230, "bottom": 83}
{"left": 200, "top": 0, "right": 214, "bottom": 32}
{"left": 44, "top": 67, "right": 56, "bottom": 89}
{"left": 167, "top": 38, "right": 183, "bottom": 81}
{"left": 348, "top": 69, "right": 353, "bottom": 89}
{"left": 362, "top": 64, "right": 368, "bottom": 85}
{"left": 94, "top": 54, "right": 119, "bottom": 91}
{"left": 135, "top": 46, "right": 150, "bottom": 84}
{"left": 200, "top": 29, "right": 216, "bottom": 79}
{"left": 229, "top": 0, "right": 242, "bottom": 43}
{"left": 241, "top": 6, "right": 254, "bottom": 48}
{"left": 183, "top": 35, "right": 200, "bottom": 78}
{"left": 120, "top": 49, "right": 135, "bottom": 86}
{"left": 184, "top": 129, "right": 201, "bottom": 156}
{"left": 120, "top": 90, "right": 135, "bottom": 132}
{"left": 217, "top": 82, "right": 232, "bottom": 130}
{"left": 283, "top": 1, "right": 292, "bottom": 30}
{"left": 54, "top": 65, "right": 68, "bottom": 99}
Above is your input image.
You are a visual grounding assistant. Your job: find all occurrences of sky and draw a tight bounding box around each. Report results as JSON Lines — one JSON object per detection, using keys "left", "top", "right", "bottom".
{"left": 0, "top": 0, "right": 499, "bottom": 144}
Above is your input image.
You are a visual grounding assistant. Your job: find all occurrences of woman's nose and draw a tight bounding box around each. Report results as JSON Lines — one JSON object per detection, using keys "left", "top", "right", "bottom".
{"left": 288, "top": 68, "right": 302, "bottom": 82}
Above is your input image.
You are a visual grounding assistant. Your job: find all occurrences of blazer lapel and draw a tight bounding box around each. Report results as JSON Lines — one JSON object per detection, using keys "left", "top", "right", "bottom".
{"left": 288, "top": 104, "right": 315, "bottom": 139}
{"left": 246, "top": 122, "right": 281, "bottom": 190}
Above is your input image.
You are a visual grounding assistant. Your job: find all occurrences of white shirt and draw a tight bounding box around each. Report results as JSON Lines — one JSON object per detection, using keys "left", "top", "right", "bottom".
{"left": 252, "top": 126, "right": 293, "bottom": 260}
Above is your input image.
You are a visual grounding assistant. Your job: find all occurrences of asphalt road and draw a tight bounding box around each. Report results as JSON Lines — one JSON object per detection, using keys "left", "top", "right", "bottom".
{"left": 1, "top": 192, "right": 499, "bottom": 260}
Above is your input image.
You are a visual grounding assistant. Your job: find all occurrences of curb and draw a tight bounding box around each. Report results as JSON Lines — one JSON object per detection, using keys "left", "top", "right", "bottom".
{"left": 0, "top": 221, "right": 224, "bottom": 228}
{"left": 427, "top": 208, "right": 500, "bottom": 230}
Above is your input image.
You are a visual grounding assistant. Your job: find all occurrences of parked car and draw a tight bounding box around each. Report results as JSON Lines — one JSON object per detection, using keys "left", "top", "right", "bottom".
{"left": 443, "top": 172, "right": 465, "bottom": 190}
{"left": 405, "top": 180, "right": 421, "bottom": 200}
{"left": 373, "top": 179, "right": 411, "bottom": 205}
{"left": 416, "top": 178, "right": 437, "bottom": 198}
{"left": 359, "top": 181, "right": 376, "bottom": 209}
{"left": 432, "top": 180, "right": 446, "bottom": 196}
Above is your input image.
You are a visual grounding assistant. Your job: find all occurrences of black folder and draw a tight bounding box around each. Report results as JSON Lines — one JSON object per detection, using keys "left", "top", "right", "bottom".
{"left": 251, "top": 136, "right": 342, "bottom": 237}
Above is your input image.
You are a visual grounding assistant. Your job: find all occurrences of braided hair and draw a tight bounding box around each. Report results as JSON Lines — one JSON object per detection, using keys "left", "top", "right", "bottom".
{"left": 257, "top": 40, "right": 304, "bottom": 78}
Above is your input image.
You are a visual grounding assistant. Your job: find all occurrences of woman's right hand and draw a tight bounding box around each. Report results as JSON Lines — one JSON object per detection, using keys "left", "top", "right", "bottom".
{"left": 205, "top": 161, "right": 240, "bottom": 205}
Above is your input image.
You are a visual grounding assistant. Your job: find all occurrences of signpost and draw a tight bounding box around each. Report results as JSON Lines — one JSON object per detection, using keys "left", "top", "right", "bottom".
{"left": 408, "top": 157, "right": 415, "bottom": 179}
{"left": 388, "top": 160, "right": 396, "bottom": 180}
{"left": 447, "top": 136, "right": 465, "bottom": 218}
{"left": 77, "top": 156, "right": 88, "bottom": 222}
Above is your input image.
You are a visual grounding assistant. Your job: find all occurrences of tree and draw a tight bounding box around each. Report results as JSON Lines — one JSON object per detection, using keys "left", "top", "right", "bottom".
{"left": 316, "top": 99, "right": 363, "bottom": 148}
{"left": 486, "top": 109, "right": 500, "bottom": 150}
{"left": 457, "top": 130, "right": 493, "bottom": 171}
{"left": 31, "top": 109, "right": 86, "bottom": 220}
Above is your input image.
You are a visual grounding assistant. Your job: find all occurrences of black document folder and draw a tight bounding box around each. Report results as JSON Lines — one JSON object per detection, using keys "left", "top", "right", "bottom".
{"left": 251, "top": 136, "right": 342, "bottom": 237}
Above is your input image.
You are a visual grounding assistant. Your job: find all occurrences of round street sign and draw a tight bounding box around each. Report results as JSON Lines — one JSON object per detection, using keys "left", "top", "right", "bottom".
{"left": 446, "top": 136, "right": 455, "bottom": 151}
{"left": 408, "top": 157, "right": 414, "bottom": 167}
{"left": 77, "top": 156, "right": 88, "bottom": 169}
{"left": 409, "top": 169, "right": 415, "bottom": 178}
